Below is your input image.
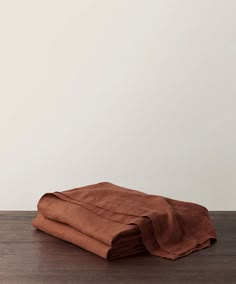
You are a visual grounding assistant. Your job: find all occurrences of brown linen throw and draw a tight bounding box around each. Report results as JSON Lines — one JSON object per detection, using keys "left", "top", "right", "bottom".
{"left": 32, "top": 182, "right": 217, "bottom": 260}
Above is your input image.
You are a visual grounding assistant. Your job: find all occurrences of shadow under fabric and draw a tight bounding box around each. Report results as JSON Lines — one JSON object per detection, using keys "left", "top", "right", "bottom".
{"left": 32, "top": 182, "right": 217, "bottom": 260}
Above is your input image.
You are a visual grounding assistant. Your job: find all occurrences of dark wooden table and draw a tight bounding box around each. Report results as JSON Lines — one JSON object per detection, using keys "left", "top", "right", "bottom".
{"left": 0, "top": 211, "right": 235, "bottom": 284}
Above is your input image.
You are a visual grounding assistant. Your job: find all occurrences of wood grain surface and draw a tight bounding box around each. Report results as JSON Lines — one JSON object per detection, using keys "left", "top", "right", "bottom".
{"left": 0, "top": 211, "right": 235, "bottom": 284}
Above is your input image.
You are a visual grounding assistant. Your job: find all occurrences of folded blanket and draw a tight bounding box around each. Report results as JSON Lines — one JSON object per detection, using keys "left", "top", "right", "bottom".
{"left": 32, "top": 182, "right": 217, "bottom": 260}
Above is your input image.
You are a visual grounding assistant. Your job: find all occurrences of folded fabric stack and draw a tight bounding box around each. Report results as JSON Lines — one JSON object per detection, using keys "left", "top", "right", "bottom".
{"left": 32, "top": 182, "right": 216, "bottom": 260}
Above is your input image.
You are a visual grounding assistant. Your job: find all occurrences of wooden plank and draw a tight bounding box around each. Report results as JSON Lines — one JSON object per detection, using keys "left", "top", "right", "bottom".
{"left": 0, "top": 211, "right": 235, "bottom": 284}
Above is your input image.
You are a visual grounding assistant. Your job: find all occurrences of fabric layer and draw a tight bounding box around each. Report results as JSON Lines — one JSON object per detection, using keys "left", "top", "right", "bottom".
{"left": 32, "top": 182, "right": 217, "bottom": 260}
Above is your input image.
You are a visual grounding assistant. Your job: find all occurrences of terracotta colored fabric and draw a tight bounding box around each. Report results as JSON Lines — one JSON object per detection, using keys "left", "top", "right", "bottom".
{"left": 32, "top": 182, "right": 217, "bottom": 260}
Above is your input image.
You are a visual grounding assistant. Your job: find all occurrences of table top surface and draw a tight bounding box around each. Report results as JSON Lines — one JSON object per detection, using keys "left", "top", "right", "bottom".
{"left": 0, "top": 211, "right": 235, "bottom": 284}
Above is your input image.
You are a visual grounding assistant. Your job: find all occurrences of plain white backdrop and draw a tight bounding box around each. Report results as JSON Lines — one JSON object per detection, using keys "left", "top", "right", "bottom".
{"left": 0, "top": 1, "right": 235, "bottom": 210}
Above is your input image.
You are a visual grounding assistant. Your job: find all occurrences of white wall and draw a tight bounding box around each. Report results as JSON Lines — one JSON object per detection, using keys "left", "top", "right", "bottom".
{"left": 0, "top": 0, "right": 235, "bottom": 210}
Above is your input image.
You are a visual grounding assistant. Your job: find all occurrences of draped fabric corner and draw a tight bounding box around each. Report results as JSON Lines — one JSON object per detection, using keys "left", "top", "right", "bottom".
{"left": 32, "top": 182, "right": 217, "bottom": 260}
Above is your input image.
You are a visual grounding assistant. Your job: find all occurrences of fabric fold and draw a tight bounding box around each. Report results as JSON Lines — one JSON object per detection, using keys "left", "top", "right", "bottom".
{"left": 32, "top": 182, "right": 216, "bottom": 260}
